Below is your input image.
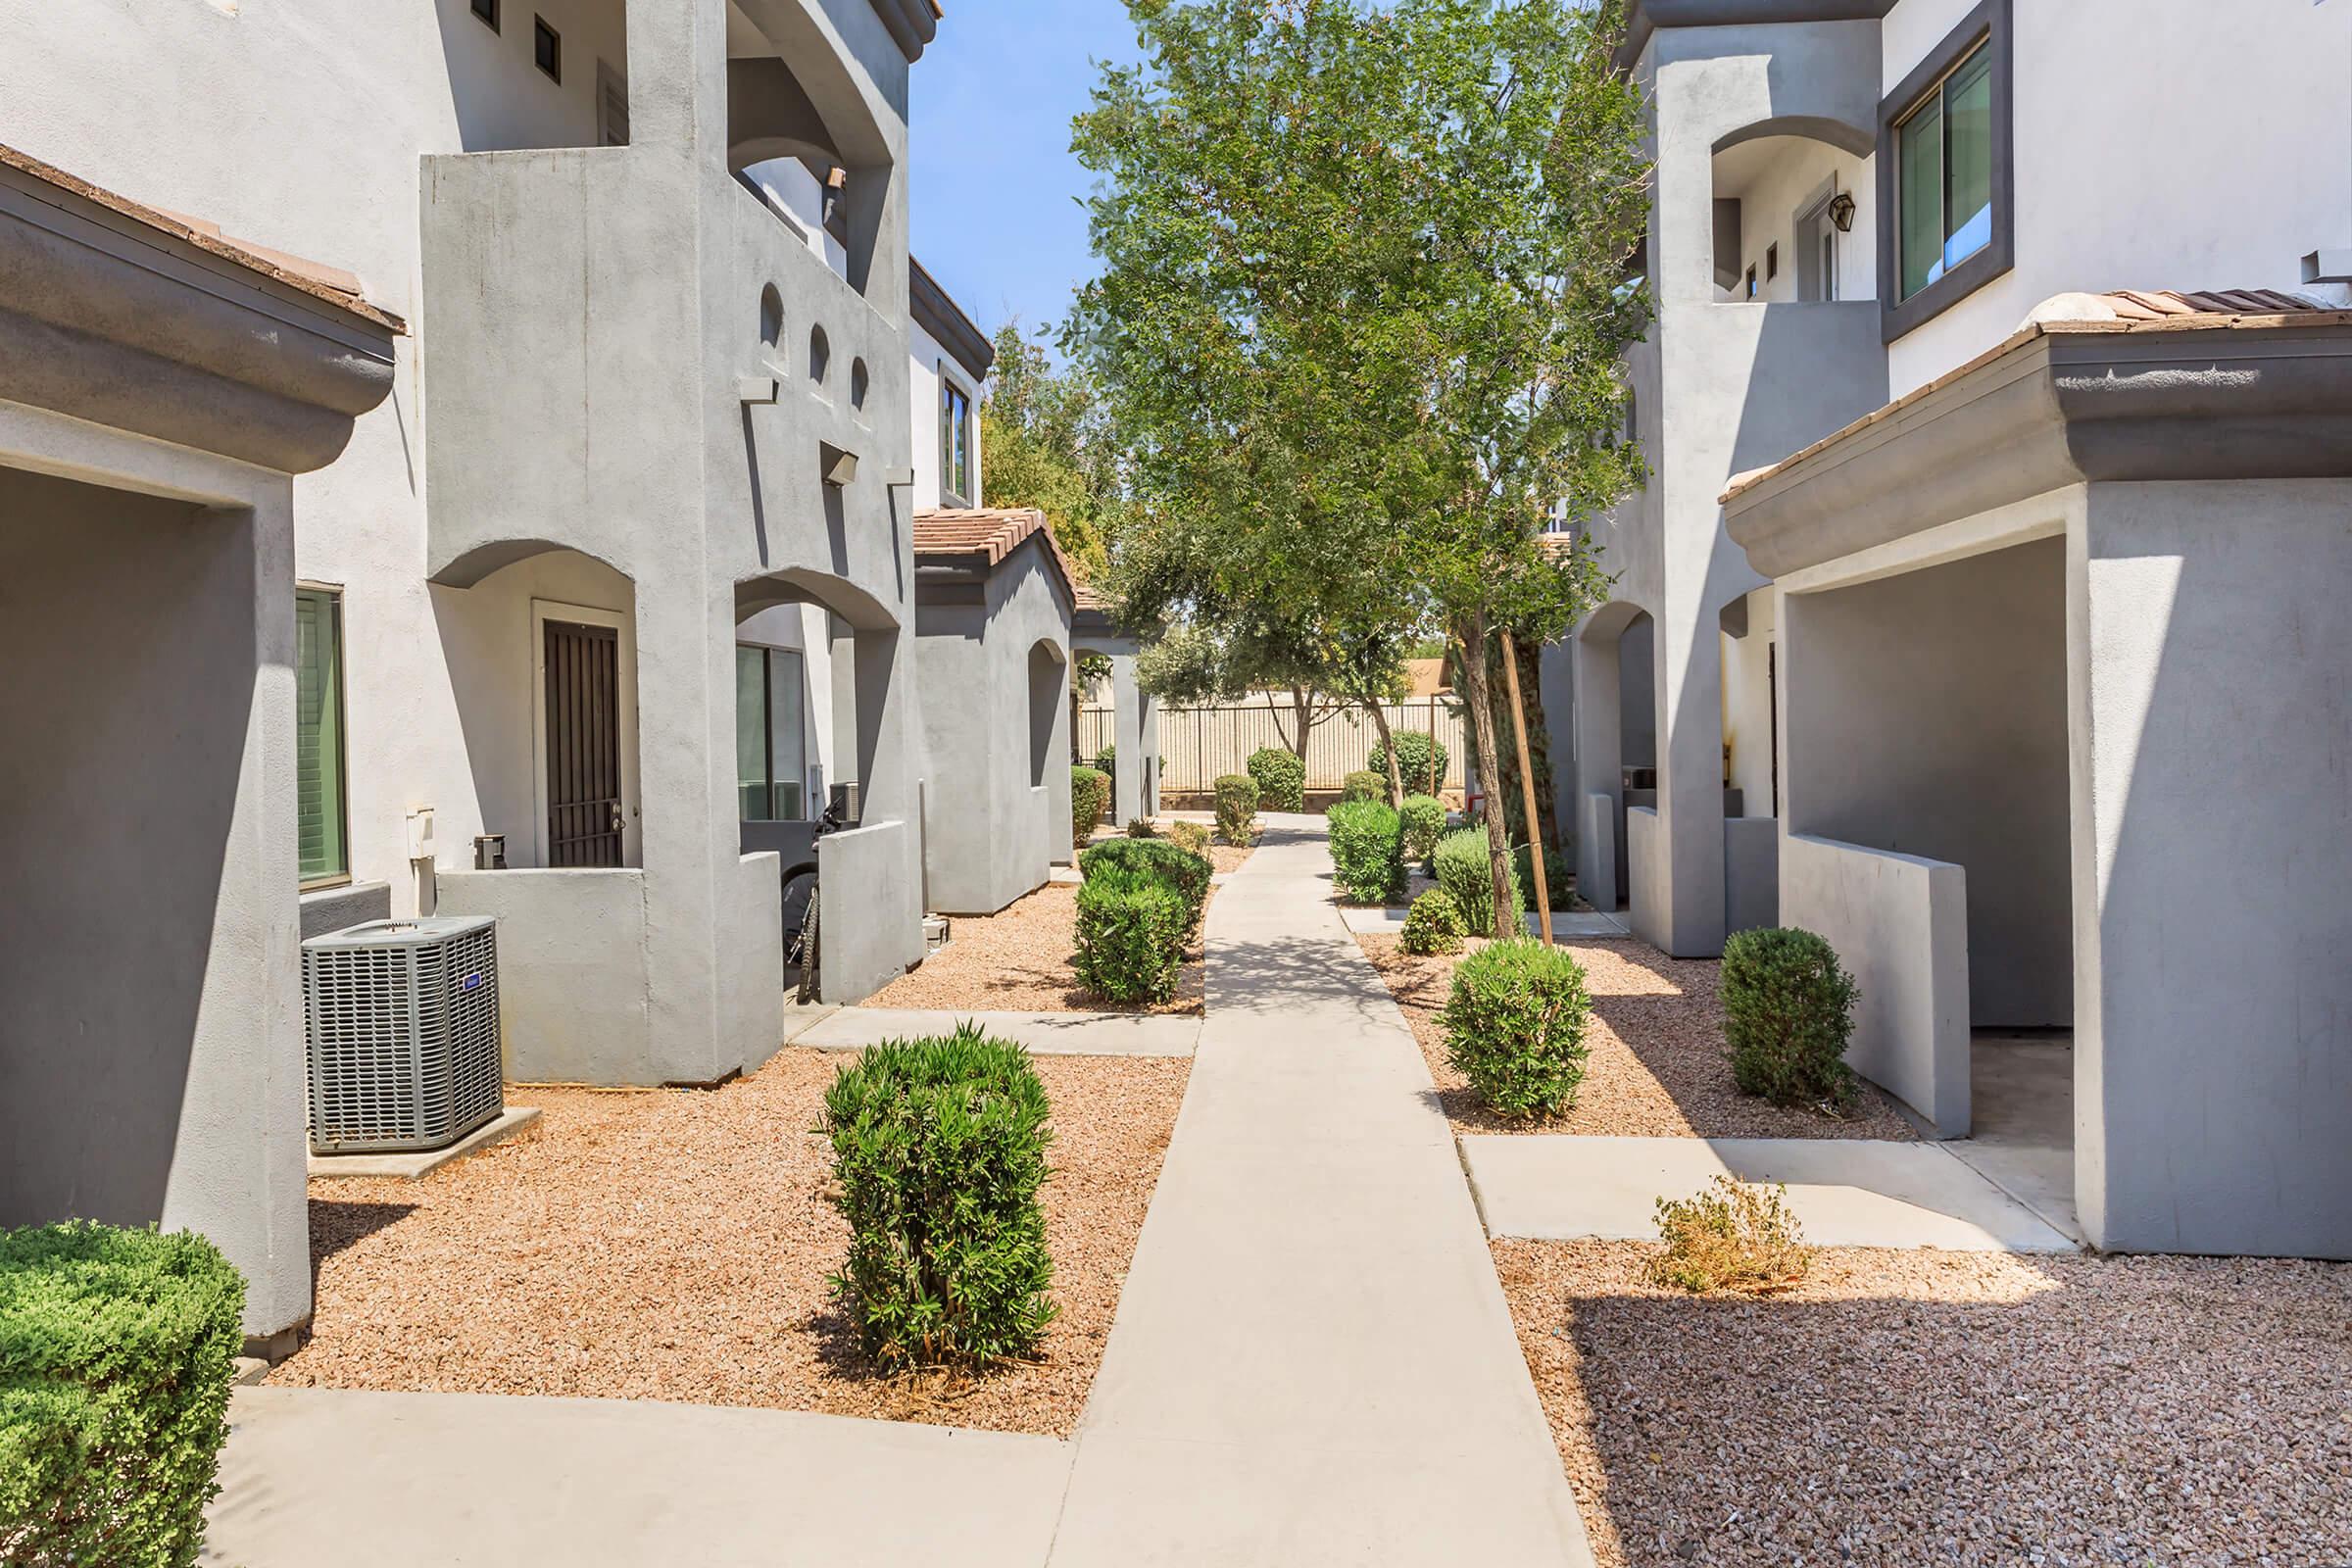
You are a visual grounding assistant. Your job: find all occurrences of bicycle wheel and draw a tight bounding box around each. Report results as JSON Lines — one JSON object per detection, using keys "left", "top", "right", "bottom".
{"left": 796, "top": 890, "right": 821, "bottom": 1004}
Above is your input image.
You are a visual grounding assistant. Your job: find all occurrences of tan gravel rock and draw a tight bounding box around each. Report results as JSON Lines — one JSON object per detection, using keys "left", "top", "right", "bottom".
{"left": 1494, "top": 1239, "right": 2352, "bottom": 1568}
{"left": 872, "top": 882, "right": 1206, "bottom": 1014}
{"left": 1357, "top": 934, "right": 1914, "bottom": 1140}
{"left": 268, "top": 1048, "right": 1190, "bottom": 1438}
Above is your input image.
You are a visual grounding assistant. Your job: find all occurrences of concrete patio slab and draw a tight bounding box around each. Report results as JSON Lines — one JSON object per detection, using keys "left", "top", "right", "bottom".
{"left": 1336, "top": 905, "right": 1629, "bottom": 938}
{"left": 1048, "top": 820, "right": 1592, "bottom": 1566}
{"left": 1463, "top": 1134, "right": 2079, "bottom": 1252}
{"left": 792, "top": 1005, "right": 1202, "bottom": 1057}
{"left": 305, "top": 1106, "right": 541, "bottom": 1181}
{"left": 1948, "top": 1033, "right": 2082, "bottom": 1243}
{"left": 204, "top": 1387, "right": 1072, "bottom": 1568}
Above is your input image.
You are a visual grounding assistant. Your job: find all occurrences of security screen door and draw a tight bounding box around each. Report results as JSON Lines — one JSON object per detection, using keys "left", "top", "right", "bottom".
{"left": 543, "top": 618, "right": 625, "bottom": 867}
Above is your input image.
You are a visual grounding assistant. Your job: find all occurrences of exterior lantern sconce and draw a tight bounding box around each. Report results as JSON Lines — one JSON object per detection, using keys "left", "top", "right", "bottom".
{"left": 1828, "top": 191, "right": 1857, "bottom": 233}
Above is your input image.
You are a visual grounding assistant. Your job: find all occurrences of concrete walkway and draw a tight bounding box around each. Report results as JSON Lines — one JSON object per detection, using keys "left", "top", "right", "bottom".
{"left": 1464, "top": 1134, "right": 2079, "bottom": 1252}
{"left": 1335, "top": 904, "right": 1629, "bottom": 939}
{"left": 792, "top": 1005, "right": 1202, "bottom": 1057}
{"left": 203, "top": 1388, "right": 1071, "bottom": 1567}
{"left": 1045, "top": 821, "right": 1592, "bottom": 1565}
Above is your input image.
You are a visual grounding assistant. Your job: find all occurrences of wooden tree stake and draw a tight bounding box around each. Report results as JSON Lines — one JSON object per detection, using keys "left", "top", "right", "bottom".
{"left": 1499, "top": 630, "right": 1552, "bottom": 946}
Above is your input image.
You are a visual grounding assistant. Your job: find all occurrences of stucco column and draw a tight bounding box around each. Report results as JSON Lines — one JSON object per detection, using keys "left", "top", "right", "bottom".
{"left": 1109, "top": 654, "right": 1144, "bottom": 825}
{"left": 1047, "top": 659, "right": 1075, "bottom": 864}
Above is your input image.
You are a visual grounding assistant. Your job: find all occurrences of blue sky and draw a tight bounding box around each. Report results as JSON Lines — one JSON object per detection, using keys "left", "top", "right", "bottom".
{"left": 908, "top": 2, "right": 1145, "bottom": 358}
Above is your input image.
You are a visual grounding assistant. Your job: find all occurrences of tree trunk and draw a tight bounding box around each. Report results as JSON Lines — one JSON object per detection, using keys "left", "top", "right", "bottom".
{"left": 1451, "top": 609, "right": 1517, "bottom": 938}
{"left": 1364, "top": 698, "right": 1403, "bottom": 806}
{"left": 1290, "top": 686, "right": 1313, "bottom": 765}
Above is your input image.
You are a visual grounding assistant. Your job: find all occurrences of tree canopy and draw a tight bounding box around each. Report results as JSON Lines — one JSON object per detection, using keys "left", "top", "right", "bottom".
{"left": 978, "top": 318, "right": 1124, "bottom": 578}
{"left": 1067, "top": 0, "right": 1651, "bottom": 923}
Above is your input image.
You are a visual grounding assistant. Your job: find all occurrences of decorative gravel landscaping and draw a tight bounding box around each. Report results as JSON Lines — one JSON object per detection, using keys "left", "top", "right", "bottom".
{"left": 267, "top": 1047, "right": 1191, "bottom": 1437}
{"left": 1494, "top": 1239, "right": 2352, "bottom": 1567}
{"left": 869, "top": 881, "right": 1207, "bottom": 1014}
{"left": 1356, "top": 934, "right": 1914, "bottom": 1139}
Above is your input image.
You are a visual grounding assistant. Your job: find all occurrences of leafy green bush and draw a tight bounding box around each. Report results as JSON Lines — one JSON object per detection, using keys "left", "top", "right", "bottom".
{"left": 1081, "top": 838, "right": 1212, "bottom": 936}
{"left": 1168, "top": 819, "right": 1211, "bottom": 857}
{"left": 1513, "top": 842, "right": 1576, "bottom": 910}
{"left": 1326, "top": 800, "right": 1403, "bottom": 905}
{"left": 1213, "top": 773, "right": 1259, "bottom": 845}
{"left": 1096, "top": 743, "right": 1115, "bottom": 770}
{"left": 1247, "top": 747, "right": 1305, "bottom": 812}
{"left": 1, "top": 1221, "right": 245, "bottom": 1568}
{"left": 1400, "top": 888, "right": 1466, "bottom": 956}
{"left": 1125, "top": 815, "right": 1158, "bottom": 839}
{"left": 1721, "top": 927, "right": 1859, "bottom": 1109}
{"left": 1070, "top": 765, "right": 1109, "bottom": 851}
{"left": 1073, "top": 865, "right": 1188, "bottom": 1004}
{"left": 1442, "top": 938, "right": 1592, "bottom": 1119}
{"left": 1398, "top": 795, "right": 1446, "bottom": 863}
{"left": 1647, "top": 1177, "right": 1811, "bottom": 1296}
{"left": 822, "top": 1026, "right": 1055, "bottom": 1369}
{"left": 1341, "top": 769, "right": 1383, "bottom": 804}
{"left": 1432, "top": 825, "right": 1526, "bottom": 938}
{"left": 1369, "top": 731, "right": 1448, "bottom": 795}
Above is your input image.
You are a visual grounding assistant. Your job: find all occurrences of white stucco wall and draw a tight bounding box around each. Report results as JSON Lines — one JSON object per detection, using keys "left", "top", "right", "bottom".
{"left": 1710, "top": 134, "right": 1875, "bottom": 305}
{"left": 1880, "top": 0, "right": 2352, "bottom": 397}
{"left": 909, "top": 315, "right": 984, "bottom": 510}
{"left": 1719, "top": 587, "right": 1777, "bottom": 817}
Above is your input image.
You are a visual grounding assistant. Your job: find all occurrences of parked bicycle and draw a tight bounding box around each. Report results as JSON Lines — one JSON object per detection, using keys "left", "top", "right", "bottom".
{"left": 782, "top": 793, "right": 852, "bottom": 1004}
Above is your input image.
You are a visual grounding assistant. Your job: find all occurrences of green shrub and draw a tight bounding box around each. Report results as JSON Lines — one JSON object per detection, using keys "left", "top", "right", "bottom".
{"left": 1341, "top": 769, "right": 1384, "bottom": 804}
{"left": 1369, "top": 731, "right": 1448, "bottom": 795}
{"left": 1247, "top": 747, "right": 1305, "bottom": 812}
{"left": 1432, "top": 825, "right": 1526, "bottom": 938}
{"left": 1442, "top": 938, "right": 1592, "bottom": 1119}
{"left": 1513, "top": 842, "right": 1577, "bottom": 910}
{"left": 1399, "top": 889, "right": 1466, "bottom": 956}
{"left": 1069, "top": 765, "right": 1109, "bottom": 851}
{"left": 1398, "top": 795, "right": 1446, "bottom": 863}
{"left": 1721, "top": 927, "right": 1860, "bottom": 1109}
{"left": 0, "top": 1222, "right": 245, "bottom": 1568}
{"left": 1168, "top": 819, "right": 1211, "bottom": 857}
{"left": 1213, "top": 773, "right": 1259, "bottom": 845}
{"left": 1646, "top": 1177, "right": 1811, "bottom": 1296}
{"left": 1325, "top": 800, "right": 1403, "bottom": 905}
{"left": 1124, "top": 815, "right": 1158, "bottom": 839}
{"left": 822, "top": 1026, "right": 1055, "bottom": 1369}
{"left": 1096, "top": 743, "right": 1115, "bottom": 770}
{"left": 1073, "top": 865, "right": 1188, "bottom": 1004}
{"left": 1080, "top": 838, "right": 1212, "bottom": 936}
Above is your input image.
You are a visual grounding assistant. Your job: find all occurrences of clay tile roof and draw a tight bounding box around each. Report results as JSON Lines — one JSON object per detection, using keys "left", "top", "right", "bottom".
{"left": 1720, "top": 286, "right": 2352, "bottom": 507}
{"left": 913, "top": 507, "right": 1079, "bottom": 604}
{"left": 0, "top": 141, "right": 406, "bottom": 333}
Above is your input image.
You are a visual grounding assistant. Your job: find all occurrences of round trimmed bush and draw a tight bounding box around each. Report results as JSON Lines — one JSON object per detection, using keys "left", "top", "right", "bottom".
{"left": 1073, "top": 864, "right": 1189, "bottom": 1004}
{"left": 1341, "top": 769, "right": 1383, "bottom": 804}
{"left": 1369, "top": 731, "right": 1447, "bottom": 795}
{"left": 1400, "top": 888, "right": 1466, "bottom": 955}
{"left": 1432, "top": 825, "right": 1526, "bottom": 938}
{"left": 1080, "top": 838, "right": 1211, "bottom": 936}
{"left": 1398, "top": 795, "right": 1446, "bottom": 863}
{"left": 1213, "top": 773, "right": 1259, "bottom": 845}
{"left": 1442, "top": 938, "right": 1592, "bottom": 1118}
{"left": 822, "top": 1026, "right": 1055, "bottom": 1369}
{"left": 1070, "top": 765, "right": 1109, "bottom": 851}
{"left": 1247, "top": 747, "right": 1305, "bottom": 812}
{"left": 1325, "top": 799, "right": 1403, "bottom": 905}
{"left": 0, "top": 1221, "right": 246, "bottom": 1568}
{"left": 1722, "top": 927, "right": 1859, "bottom": 1108}
{"left": 1168, "top": 819, "right": 1211, "bottom": 857}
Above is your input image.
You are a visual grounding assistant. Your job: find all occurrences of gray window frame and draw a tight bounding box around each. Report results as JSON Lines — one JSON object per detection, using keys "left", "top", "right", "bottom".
{"left": 940, "top": 369, "right": 974, "bottom": 508}
{"left": 1876, "top": 0, "right": 2012, "bottom": 343}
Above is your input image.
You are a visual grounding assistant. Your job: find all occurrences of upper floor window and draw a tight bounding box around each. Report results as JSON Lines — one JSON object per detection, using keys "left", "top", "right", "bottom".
{"left": 941, "top": 373, "right": 973, "bottom": 506}
{"left": 1895, "top": 41, "right": 1992, "bottom": 300}
{"left": 1876, "top": 0, "right": 2011, "bottom": 341}
{"left": 295, "top": 586, "right": 349, "bottom": 887}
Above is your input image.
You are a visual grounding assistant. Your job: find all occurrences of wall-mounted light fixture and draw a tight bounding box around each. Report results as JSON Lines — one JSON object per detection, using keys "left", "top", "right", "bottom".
{"left": 1828, "top": 191, "right": 1857, "bottom": 233}
{"left": 819, "top": 441, "right": 858, "bottom": 488}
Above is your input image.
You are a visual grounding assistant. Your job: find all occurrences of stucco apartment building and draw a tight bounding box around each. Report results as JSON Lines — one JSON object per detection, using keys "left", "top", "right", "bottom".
{"left": 0, "top": 0, "right": 960, "bottom": 1340}
{"left": 1547, "top": 0, "right": 2351, "bottom": 1256}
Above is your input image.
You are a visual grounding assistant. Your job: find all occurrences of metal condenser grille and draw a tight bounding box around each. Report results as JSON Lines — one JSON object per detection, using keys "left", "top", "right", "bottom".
{"left": 303, "top": 916, "right": 504, "bottom": 1154}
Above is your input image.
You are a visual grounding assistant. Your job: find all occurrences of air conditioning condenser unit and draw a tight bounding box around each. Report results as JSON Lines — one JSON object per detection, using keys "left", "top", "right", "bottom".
{"left": 301, "top": 915, "right": 503, "bottom": 1154}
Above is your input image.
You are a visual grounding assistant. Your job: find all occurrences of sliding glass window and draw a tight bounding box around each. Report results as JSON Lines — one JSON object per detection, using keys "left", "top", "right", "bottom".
{"left": 1896, "top": 40, "right": 1994, "bottom": 301}
{"left": 735, "top": 644, "right": 808, "bottom": 822}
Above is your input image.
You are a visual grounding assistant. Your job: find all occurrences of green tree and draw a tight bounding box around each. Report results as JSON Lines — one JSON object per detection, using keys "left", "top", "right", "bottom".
{"left": 1069, "top": 0, "right": 1649, "bottom": 931}
{"left": 980, "top": 318, "right": 1124, "bottom": 578}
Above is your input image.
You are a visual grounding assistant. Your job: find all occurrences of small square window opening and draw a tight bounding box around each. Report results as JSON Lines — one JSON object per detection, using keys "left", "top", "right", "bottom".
{"left": 534, "top": 17, "right": 561, "bottom": 82}
{"left": 1765, "top": 243, "right": 1779, "bottom": 281}
{"left": 471, "top": 0, "right": 499, "bottom": 29}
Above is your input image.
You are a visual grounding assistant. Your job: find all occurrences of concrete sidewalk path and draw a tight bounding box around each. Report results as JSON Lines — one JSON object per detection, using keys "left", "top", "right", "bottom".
{"left": 1464, "top": 1134, "right": 2080, "bottom": 1252}
{"left": 1046, "top": 821, "right": 1592, "bottom": 1566}
{"left": 1336, "top": 904, "right": 1630, "bottom": 939}
{"left": 792, "top": 1004, "right": 1202, "bottom": 1057}
{"left": 203, "top": 1387, "right": 1073, "bottom": 1568}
